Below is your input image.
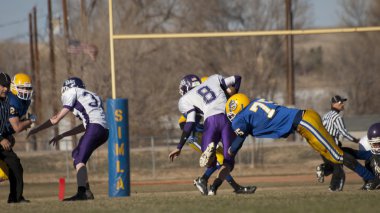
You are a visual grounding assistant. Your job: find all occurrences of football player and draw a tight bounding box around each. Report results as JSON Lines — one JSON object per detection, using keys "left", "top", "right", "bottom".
{"left": 169, "top": 73, "right": 241, "bottom": 195}
{"left": 27, "top": 77, "right": 109, "bottom": 201}
{"left": 226, "top": 93, "right": 380, "bottom": 191}
{"left": 0, "top": 73, "right": 34, "bottom": 203}
{"left": 178, "top": 114, "right": 256, "bottom": 195}
{"left": 359, "top": 123, "right": 380, "bottom": 179}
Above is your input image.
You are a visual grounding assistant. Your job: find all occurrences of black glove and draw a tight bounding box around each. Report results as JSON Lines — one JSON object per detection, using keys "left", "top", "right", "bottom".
{"left": 370, "top": 155, "right": 380, "bottom": 178}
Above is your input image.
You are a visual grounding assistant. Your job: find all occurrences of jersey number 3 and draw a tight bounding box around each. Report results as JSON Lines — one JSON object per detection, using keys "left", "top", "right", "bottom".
{"left": 83, "top": 91, "right": 102, "bottom": 108}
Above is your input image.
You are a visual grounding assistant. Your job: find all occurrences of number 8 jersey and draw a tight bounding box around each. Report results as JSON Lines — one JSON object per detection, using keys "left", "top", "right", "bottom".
{"left": 62, "top": 87, "right": 107, "bottom": 129}
{"left": 178, "top": 74, "right": 233, "bottom": 121}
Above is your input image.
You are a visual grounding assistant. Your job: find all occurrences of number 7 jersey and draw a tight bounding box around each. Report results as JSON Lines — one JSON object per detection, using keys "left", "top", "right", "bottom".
{"left": 231, "top": 98, "right": 300, "bottom": 138}
{"left": 178, "top": 74, "right": 228, "bottom": 121}
{"left": 61, "top": 87, "right": 107, "bottom": 129}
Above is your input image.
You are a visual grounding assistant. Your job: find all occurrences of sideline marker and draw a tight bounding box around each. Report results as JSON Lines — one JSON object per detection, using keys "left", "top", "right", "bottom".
{"left": 59, "top": 177, "right": 65, "bottom": 201}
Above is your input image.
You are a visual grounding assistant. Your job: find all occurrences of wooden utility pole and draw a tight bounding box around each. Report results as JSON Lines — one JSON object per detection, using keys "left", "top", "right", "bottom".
{"left": 285, "top": 0, "right": 296, "bottom": 141}
{"left": 32, "top": 8, "right": 43, "bottom": 150}
{"left": 28, "top": 12, "right": 37, "bottom": 151}
{"left": 62, "top": 0, "right": 78, "bottom": 146}
{"left": 81, "top": 0, "right": 88, "bottom": 35}
{"left": 285, "top": 0, "right": 295, "bottom": 106}
{"left": 48, "top": 0, "right": 60, "bottom": 150}
{"left": 62, "top": 0, "right": 72, "bottom": 76}
{"left": 80, "top": 0, "right": 89, "bottom": 72}
{"left": 32, "top": 7, "right": 41, "bottom": 113}
{"left": 28, "top": 13, "right": 35, "bottom": 76}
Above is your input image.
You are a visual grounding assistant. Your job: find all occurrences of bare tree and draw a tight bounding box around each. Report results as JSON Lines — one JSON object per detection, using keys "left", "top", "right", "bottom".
{"left": 329, "top": 0, "right": 380, "bottom": 114}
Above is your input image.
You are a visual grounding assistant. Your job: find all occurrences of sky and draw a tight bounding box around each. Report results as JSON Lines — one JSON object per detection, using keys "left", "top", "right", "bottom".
{"left": 0, "top": 0, "right": 341, "bottom": 42}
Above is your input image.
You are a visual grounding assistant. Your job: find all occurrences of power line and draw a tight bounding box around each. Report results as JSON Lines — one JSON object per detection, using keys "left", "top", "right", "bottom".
{"left": 0, "top": 12, "right": 48, "bottom": 29}
{"left": 0, "top": 17, "right": 28, "bottom": 28}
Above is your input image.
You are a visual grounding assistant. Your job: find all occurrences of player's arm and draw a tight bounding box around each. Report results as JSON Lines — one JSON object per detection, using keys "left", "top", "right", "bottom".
{"left": 9, "top": 117, "right": 33, "bottom": 133}
{"left": 228, "top": 135, "right": 247, "bottom": 156}
{"left": 228, "top": 119, "right": 249, "bottom": 156}
{"left": 221, "top": 75, "right": 242, "bottom": 96}
{"left": 169, "top": 110, "right": 196, "bottom": 161}
{"left": 27, "top": 108, "right": 70, "bottom": 137}
{"left": 335, "top": 117, "right": 359, "bottom": 143}
{"left": 49, "top": 124, "right": 85, "bottom": 146}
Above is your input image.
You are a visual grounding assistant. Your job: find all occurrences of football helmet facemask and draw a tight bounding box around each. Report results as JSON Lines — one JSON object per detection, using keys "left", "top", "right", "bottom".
{"left": 225, "top": 93, "right": 250, "bottom": 121}
{"left": 11, "top": 73, "right": 33, "bottom": 100}
{"left": 61, "top": 77, "right": 86, "bottom": 94}
{"left": 368, "top": 123, "right": 380, "bottom": 154}
{"left": 179, "top": 74, "right": 201, "bottom": 96}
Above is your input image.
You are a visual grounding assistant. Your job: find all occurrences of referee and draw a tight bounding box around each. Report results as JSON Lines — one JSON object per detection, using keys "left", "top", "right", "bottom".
{"left": 0, "top": 73, "right": 29, "bottom": 203}
{"left": 316, "top": 95, "right": 359, "bottom": 191}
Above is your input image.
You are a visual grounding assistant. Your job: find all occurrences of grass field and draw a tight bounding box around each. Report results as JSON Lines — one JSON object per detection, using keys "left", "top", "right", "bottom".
{"left": 1, "top": 176, "right": 380, "bottom": 213}
{"left": 1, "top": 143, "right": 379, "bottom": 212}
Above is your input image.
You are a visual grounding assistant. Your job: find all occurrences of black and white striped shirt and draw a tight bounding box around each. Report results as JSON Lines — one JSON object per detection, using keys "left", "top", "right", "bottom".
{"left": 0, "top": 95, "right": 10, "bottom": 138}
{"left": 322, "top": 109, "right": 355, "bottom": 145}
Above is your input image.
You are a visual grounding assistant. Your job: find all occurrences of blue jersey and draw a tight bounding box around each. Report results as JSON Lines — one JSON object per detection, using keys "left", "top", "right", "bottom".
{"left": 6, "top": 93, "right": 31, "bottom": 134}
{"left": 231, "top": 98, "right": 300, "bottom": 139}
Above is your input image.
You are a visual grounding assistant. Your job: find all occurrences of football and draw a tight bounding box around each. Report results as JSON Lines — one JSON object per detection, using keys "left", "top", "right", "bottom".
{"left": 226, "top": 86, "right": 237, "bottom": 97}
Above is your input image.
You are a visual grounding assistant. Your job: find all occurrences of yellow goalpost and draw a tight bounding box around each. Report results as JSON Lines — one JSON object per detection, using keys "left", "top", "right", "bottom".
{"left": 108, "top": 0, "right": 380, "bottom": 98}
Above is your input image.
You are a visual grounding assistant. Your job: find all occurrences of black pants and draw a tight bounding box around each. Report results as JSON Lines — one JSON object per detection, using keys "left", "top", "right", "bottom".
{"left": 0, "top": 136, "right": 24, "bottom": 202}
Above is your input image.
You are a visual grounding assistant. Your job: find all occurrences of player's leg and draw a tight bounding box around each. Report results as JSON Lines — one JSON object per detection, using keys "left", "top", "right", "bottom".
{"left": 298, "top": 110, "right": 379, "bottom": 190}
{"left": 194, "top": 166, "right": 217, "bottom": 195}
{"left": 225, "top": 175, "right": 257, "bottom": 194}
{"left": 329, "top": 164, "right": 345, "bottom": 191}
{"left": 1, "top": 149, "right": 28, "bottom": 203}
{"left": 64, "top": 124, "right": 109, "bottom": 201}
{"left": 341, "top": 147, "right": 373, "bottom": 161}
{"left": 316, "top": 155, "right": 334, "bottom": 183}
{"left": 297, "top": 110, "right": 345, "bottom": 191}
{"left": 200, "top": 116, "right": 221, "bottom": 168}
{"left": 209, "top": 116, "right": 235, "bottom": 195}
{"left": 186, "top": 137, "right": 213, "bottom": 195}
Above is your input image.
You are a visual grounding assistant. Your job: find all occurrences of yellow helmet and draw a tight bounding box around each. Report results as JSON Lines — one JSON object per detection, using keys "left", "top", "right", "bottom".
{"left": 11, "top": 73, "right": 33, "bottom": 100}
{"left": 225, "top": 93, "right": 250, "bottom": 121}
{"left": 201, "top": 76, "right": 208, "bottom": 83}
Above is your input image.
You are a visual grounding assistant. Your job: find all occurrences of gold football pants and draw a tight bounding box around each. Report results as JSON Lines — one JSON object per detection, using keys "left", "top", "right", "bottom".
{"left": 296, "top": 109, "right": 343, "bottom": 164}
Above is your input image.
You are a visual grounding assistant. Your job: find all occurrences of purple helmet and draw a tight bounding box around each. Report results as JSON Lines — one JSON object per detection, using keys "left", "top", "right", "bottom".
{"left": 179, "top": 74, "right": 201, "bottom": 96}
{"left": 368, "top": 123, "right": 380, "bottom": 154}
{"left": 61, "top": 77, "right": 86, "bottom": 93}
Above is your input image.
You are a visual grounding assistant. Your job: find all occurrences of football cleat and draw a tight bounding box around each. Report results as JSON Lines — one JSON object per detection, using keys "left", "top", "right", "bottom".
{"left": 193, "top": 177, "right": 208, "bottom": 195}
{"left": 7, "top": 196, "right": 30, "bottom": 204}
{"left": 208, "top": 185, "right": 217, "bottom": 196}
{"left": 63, "top": 190, "right": 94, "bottom": 201}
{"left": 234, "top": 186, "right": 257, "bottom": 194}
{"left": 328, "top": 186, "right": 343, "bottom": 192}
{"left": 86, "top": 190, "right": 95, "bottom": 200}
{"left": 199, "top": 143, "right": 216, "bottom": 167}
{"left": 362, "top": 178, "right": 380, "bottom": 191}
{"left": 316, "top": 164, "right": 325, "bottom": 183}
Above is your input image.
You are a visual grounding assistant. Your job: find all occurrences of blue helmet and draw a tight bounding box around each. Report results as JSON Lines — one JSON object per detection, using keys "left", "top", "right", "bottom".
{"left": 179, "top": 74, "right": 201, "bottom": 96}
{"left": 61, "top": 77, "right": 85, "bottom": 93}
{"left": 368, "top": 123, "right": 380, "bottom": 154}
